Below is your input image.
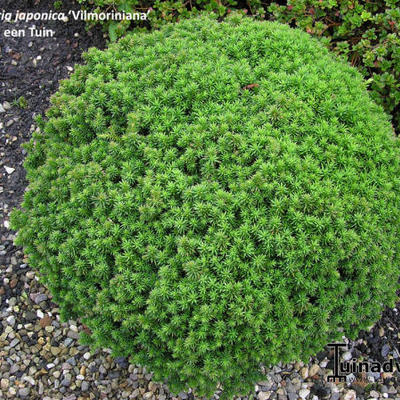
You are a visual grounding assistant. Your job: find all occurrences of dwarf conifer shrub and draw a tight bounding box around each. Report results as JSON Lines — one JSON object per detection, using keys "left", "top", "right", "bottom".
{"left": 12, "top": 14, "right": 400, "bottom": 397}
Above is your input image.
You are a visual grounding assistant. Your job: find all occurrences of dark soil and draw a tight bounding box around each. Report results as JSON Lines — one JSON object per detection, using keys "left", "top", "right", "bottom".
{"left": 0, "top": 0, "right": 105, "bottom": 213}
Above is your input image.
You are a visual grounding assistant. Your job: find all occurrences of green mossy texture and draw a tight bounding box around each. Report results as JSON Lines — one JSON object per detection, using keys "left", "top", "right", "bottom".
{"left": 12, "top": 14, "right": 400, "bottom": 398}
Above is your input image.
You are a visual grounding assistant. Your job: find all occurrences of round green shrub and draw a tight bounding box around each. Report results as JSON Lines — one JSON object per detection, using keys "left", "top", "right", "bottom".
{"left": 12, "top": 14, "right": 400, "bottom": 397}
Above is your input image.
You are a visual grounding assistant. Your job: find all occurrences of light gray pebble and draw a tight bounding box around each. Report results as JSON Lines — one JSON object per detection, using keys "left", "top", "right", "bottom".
{"left": 331, "top": 392, "right": 340, "bottom": 400}
{"left": 382, "top": 344, "right": 391, "bottom": 357}
{"left": 109, "top": 371, "right": 120, "bottom": 379}
{"left": 67, "top": 330, "right": 79, "bottom": 340}
{"left": 66, "top": 357, "right": 76, "bottom": 366}
{"left": 273, "top": 375, "right": 282, "bottom": 383}
{"left": 64, "top": 338, "right": 74, "bottom": 347}
{"left": 8, "top": 297, "right": 17, "bottom": 307}
{"left": 286, "top": 381, "right": 296, "bottom": 393}
{"left": 18, "top": 387, "right": 30, "bottom": 398}
{"left": 259, "top": 392, "right": 271, "bottom": 400}
{"left": 61, "top": 362, "right": 72, "bottom": 370}
{"left": 23, "top": 376, "right": 35, "bottom": 385}
{"left": 34, "top": 293, "right": 48, "bottom": 304}
{"left": 299, "top": 388, "right": 310, "bottom": 399}
{"left": 368, "top": 371, "right": 381, "bottom": 380}
{"left": 346, "top": 373, "right": 356, "bottom": 383}
{"left": 342, "top": 351, "right": 352, "bottom": 361}
{"left": 6, "top": 315, "right": 15, "bottom": 326}
{"left": 9, "top": 338, "right": 20, "bottom": 348}
{"left": 99, "top": 365, "right": 107, "bottom": 374}
{"left": 61, "top": 374, "right": 71, "bottom": 387}
{"left": 131, "top": 389, "right": 140, "bottom": 398}
{"left": 10, "top": 364, "right": 19, "bottom": 374}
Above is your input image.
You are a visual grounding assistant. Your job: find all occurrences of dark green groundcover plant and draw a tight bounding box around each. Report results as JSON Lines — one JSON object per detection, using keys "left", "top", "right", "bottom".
{"left": 12, "top": 13, "right": 400, "bottom": 397}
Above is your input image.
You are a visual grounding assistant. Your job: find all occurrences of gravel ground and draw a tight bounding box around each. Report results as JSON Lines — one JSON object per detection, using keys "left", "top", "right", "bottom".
{"left": 1, "top": 0, "right": 400, "bottom": 399}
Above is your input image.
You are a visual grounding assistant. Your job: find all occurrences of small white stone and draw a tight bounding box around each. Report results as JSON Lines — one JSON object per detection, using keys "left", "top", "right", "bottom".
{"left": 300, "top": 367, "right": 309, "bottom": 379}
{"left": 343, "top": 390, "right": 357, "bottom": 400}
{"left": 5, "top": 326, "right": 13, "bottom": 334}
{"left": 26, "top": 271, "right": 35, "bottom": 279}
{"left": 342, "top": 351, "right": 352, "bottom": 361}
{"left": 299, "top": 388, "right": 310, "bottom": 399}
{"left": 4, "top": 166, "right": 15, "bottom": 174}
{"left": 37, "top": 310, "right": 44, "bottom": 319}
{"left": 83, "top": 352, "right": 91, "bottom": 360}
{"left": 258, "top": 392, "right": 271, "bottom": 400}
{"left": 0, "top": 378, "right": 9, "bottom": 390}
{"left": 309, "top": 364, "right": 320, "bottom": 376}
{"left": 4, "top": 220, "right": 10, "bottom": 229}
{"left": 23, "top": 376, "right": 35, "bottom": 385}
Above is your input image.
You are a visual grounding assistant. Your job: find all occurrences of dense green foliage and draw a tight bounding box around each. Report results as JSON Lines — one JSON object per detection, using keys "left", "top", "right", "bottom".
{"left": 12, "top": 14, "right": 400, "bottom": 397}
{"left": 74, "top": 0, "right": 400, "bottom": 132}
{"left": 269, "top": 0, "right": 400, "bottom": 134}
